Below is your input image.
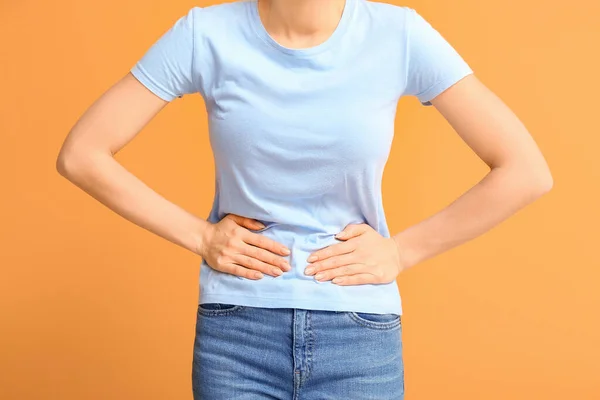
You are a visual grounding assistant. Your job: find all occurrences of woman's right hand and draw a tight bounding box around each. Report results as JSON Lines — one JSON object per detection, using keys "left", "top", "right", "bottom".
{"left": 198, "top": 214, "right": 292, "bottom": 279}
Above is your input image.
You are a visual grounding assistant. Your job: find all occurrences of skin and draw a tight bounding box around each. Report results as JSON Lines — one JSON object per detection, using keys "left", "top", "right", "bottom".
{"left": 257, "top": 0, "right": 346, "bottom": 48}
{"left": 56, "top": 0, "right": 553, "bottom": 285}
{"left": 55, "top": 73, "right": 291, "bottom": 280}
{"left": 305, "top": 73, "right": 553, "bottom": 285}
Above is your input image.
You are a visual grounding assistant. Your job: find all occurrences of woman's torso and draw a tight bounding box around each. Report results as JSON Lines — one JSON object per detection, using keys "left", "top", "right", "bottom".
{"left": 192, "top": 0, "right": 411, "bottom": 315}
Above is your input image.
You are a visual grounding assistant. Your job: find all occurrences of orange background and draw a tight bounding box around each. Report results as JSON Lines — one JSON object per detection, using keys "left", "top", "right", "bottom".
{"left": 1, "top": 0, "right": 598, "bottom": 399}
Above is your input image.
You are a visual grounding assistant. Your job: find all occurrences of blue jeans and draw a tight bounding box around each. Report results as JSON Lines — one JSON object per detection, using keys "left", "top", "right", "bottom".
{"left": 192, "top": 303, "right": 404, "bottom": 399}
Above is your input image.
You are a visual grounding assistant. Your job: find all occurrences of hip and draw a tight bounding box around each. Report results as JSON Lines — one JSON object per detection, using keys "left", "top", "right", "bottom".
{"left": 192, "top": 303, "right": 404, "bottom": 399}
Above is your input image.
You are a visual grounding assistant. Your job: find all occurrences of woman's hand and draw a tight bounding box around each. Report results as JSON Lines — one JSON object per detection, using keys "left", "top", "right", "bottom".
{"left": 303, "top": 223, "right": 408, "bottom": 286}
{"left": 198, "top": 214, "right": 291, "bottom": 279}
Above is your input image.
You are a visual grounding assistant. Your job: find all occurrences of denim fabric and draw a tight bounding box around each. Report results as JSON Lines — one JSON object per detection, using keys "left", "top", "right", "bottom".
{"left": 192, "top": 303, "right": 404, "bottom": 399}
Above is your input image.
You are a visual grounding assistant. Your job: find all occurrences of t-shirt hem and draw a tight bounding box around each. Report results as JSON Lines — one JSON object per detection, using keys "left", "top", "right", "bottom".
{"left": 417, "top": 68, "right": 474, "bottom": 106}
{"left": 130, "top": 63, "right": 176, "bottom": 102}
{"left": 199, "top": 292, "right": 403, "bottom": 316}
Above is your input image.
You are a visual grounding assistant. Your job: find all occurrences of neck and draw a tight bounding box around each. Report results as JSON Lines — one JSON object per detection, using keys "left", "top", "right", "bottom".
{"left": 257, "top": 0, "right": 347, "bottom": 47}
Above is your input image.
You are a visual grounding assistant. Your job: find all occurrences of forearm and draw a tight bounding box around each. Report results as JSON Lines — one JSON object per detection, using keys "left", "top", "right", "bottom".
{"left": 56, "top": 149, "right": 210, "bottom": 255}
{"left": 392, "top": 165, "right": 552, "bottom": 269}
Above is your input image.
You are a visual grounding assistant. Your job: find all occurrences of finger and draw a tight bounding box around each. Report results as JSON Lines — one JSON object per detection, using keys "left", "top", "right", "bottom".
{"left": 336, "top": 223, "right": 370, "bottom": 240}
{"left": 228, "top": 214, "right": 265, "bottom": 230}
{"left": 231, "top": 253, "right": 285, "bottom": 277}
{"left": 306, "top": 252, "right": 358, "bottom": 276}
{"left": 312, "top": 262, "right": 363, "bottom": 281}
{"left": 331, "top": 273, "right": 378, "bottom": 286}
{"left": 222, "top": 262, "right": 265, "bottom": 280}
{"left": 239, "top": 239, "right": 291, "bottom": 271}
{"left": 250, "top": 219, "right": 267, "bottom": 230}
{"left": 242, "top": 230, "right": 291, "bottom": 257}
{"left": 307, "top": 240, "right": 355, "bottom": 263}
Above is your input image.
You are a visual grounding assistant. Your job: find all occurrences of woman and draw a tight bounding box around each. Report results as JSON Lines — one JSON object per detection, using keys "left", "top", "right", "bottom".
{"left": 56, "top": 0, "right": 553, "bottom": 398}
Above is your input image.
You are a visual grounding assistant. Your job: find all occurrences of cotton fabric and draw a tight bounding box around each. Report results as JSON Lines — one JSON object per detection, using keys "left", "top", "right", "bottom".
{"left": 130, "top": 0, "right": 474, "bottom": 315}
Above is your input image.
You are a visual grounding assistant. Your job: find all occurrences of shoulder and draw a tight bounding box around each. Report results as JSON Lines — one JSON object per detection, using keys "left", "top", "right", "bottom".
{"left": 187, "top": 0, "right": 248, "bottom": 30}
{"left": 361, "top": 1, "right": 417, "bottom": 34}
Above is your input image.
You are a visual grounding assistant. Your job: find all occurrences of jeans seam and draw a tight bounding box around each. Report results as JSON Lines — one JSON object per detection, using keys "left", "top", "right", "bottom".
{"left": 347, "top": 311, "right": 402, "bottom": 330}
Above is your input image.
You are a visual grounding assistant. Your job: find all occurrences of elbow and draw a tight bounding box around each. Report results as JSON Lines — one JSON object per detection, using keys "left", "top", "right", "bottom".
{"left": 56, "top": 145, "right": 96, "bottom": 182}
{"left": 496, "top": 161, "right": 553, "bottom": 201}
{"left": 56, "top": 147, "right": 79, "bottom": 180}
{"left": 538, "top": 171, "right": 554, "bottom": 194}
{"left": 526, "top": 166, "right": 554, "bottom": 199}
{"left": 56, "top": 150, "right": 70, "bottom": 178}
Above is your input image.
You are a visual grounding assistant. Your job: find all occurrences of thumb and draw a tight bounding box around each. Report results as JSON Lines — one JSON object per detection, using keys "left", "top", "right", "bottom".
{"left": 335, "top": 224, "right": 362, "bottom": 240}
{"left": 225, "top": 214, "right": 265, "bottom": 230}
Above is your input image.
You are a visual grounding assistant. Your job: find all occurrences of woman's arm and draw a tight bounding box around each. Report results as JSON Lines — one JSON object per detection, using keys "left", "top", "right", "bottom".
{"left": 57, "top": 5, "right": 292, "bottom": 279}
{"left": 57, "top": 73, "right": 291, "bottom": 278}
{"left": 56, "top": 72, "right": 210, "bottom": 254}
{"left": 300, "top": 10, "right": 553, "bottom": 285}
{"left": 393, "top": 74, "right": 553, "bottom": 269}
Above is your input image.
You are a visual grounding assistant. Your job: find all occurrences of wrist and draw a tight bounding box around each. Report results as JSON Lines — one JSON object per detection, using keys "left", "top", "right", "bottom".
{"left": 189, "top": 218, "right": 213, "bottom": 258}
{"left": 392, "top": 231, "right": 421, "bottom": 270}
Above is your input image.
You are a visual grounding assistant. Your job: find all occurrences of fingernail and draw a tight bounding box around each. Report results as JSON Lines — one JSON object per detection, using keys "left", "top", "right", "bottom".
{"left": 272, "top": 268, "right": 282, "bottom": 276}
{"left": 307, "top": 255, "right": 317, "bottom": 262}
{"left": 256, "top": 222, "right": 266, "bottom": 229}
{"left": 305, "top": 267, "right": 315, "bottom": 275}
{"left": 315, "top": 273, "right": 324, "bottom": 280}
{"left": 254, "top": 272, "right": 263, "bottom": 279}
{"left": 282, "top": 247, "right": 291, "bottom": 255}
{"left": 335, "top": 232, "right": 347, "bottom": 239}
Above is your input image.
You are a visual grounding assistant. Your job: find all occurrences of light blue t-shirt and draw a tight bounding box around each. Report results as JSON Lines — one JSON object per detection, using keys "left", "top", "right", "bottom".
{"left": 130, "top": 0, "right": 473, "bottom": 315}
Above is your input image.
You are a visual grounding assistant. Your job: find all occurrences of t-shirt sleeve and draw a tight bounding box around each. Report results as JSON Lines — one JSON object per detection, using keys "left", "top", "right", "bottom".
{"left": 403, "top": 8, "right": 474, "bottom": 106}
{"left": 129, "top": 8, "right": 198, "bottom": 102}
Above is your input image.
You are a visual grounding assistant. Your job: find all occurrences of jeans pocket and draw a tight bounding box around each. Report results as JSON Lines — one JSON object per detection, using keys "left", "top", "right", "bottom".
{"left": 198, "top": 303, "right": 246, "bottom": 316}
{"left": 347, "top": 311, "right": 402, "bottom": 330}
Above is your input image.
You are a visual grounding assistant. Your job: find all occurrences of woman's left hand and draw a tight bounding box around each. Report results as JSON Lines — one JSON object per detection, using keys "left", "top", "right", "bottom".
{"left": 304, "top": 223, "right": 408, "bottom": 286}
